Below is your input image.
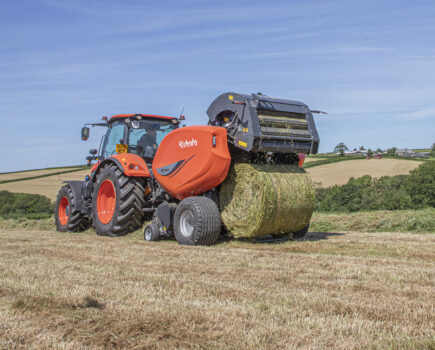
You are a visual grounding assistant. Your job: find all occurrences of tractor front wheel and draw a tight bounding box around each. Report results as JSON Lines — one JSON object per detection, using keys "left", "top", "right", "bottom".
{"left": 174, "top": 196, "right": 221, "bottom": 246}
{"left": 92, "top": 164, "right": 145, "bottom": 236}
{"left": 55, "top": 185, "right": 89, "bottom": 232}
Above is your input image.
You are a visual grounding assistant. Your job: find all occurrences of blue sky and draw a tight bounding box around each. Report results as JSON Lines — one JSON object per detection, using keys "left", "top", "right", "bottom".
{"left": 0, "top": 0, "right": 434, "bottom": 172}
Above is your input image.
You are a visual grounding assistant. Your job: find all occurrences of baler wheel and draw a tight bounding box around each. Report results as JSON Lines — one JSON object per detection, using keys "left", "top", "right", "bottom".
{"left": 174, "top": 196, "right": 221, "bottom": 246}
{"left": 293, "top": 224, "right": 310, "bottom": 239}
{"left": 144, "top": 223, "right": 160, "bottom": 241}
{"left": 92, "top": 163, "right": 145, "bottom": 236}
{"left": 55, "top": 185, "right": 89, "bottom": 232}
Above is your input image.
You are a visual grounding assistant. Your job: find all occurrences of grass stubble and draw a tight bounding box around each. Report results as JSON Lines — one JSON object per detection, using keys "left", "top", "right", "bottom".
{"left": 0, "top": 226, "right": 434, "bottom": 349}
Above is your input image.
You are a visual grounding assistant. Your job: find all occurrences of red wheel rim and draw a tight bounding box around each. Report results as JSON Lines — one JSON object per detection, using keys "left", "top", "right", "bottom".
{"left": 97, "top": 179, "right": 116, "bottom": 224}
{"left": 58, "top": 196, "right": 69, "bottom": 226}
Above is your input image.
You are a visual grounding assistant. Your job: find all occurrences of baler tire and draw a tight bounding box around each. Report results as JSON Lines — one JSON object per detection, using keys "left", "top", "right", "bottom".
{"left": 174, "top": 196, "right": 221, "bottom": 246}
{"left": 92, "top": 163, "right": 145, "bottom": 237}
{"left": 293, "top": 224, "right": 310, "bottom": 239}
{"left": 144, "top": 223, "right": 160, "bottom": 242}
{"left": 55, "top": 185, "right": 89, "bottom": 232}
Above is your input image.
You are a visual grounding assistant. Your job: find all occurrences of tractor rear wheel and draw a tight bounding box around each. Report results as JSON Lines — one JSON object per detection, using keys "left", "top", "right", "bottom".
{"left": 92, "top": 164, "right": 145, "bottom": 236}
{"left": 174, "top": 196, "right": 221, "bottom": 246}
{"left": 55, "top": 185, "right": 89, "bottom": 232}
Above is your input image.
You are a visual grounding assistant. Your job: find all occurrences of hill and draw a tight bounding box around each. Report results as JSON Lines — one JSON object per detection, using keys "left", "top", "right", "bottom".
{"left": 306, "top": 158, "right": 422, "bottom": 187}
{"left": 0, "top": 158, "right": 424, "bottom": 200}
{"left": 0, "top": 169, "right": 90, "bottom": 201}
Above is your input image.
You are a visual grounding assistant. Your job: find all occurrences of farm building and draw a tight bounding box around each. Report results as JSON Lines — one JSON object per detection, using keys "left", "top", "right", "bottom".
{"left": 396, "top": 148, "right": 430, "bottom": 158}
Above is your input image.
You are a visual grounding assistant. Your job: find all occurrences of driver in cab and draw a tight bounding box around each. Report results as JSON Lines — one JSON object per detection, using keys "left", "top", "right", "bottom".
{"left": 137, "top": 129, "right": 157, "bottom": 156}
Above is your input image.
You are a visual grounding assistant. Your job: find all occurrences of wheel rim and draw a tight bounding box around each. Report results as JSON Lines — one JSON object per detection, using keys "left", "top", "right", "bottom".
{"left": 180, "top": 210, "right": 194, "bottom": 237}
{"left": 97, "top": 179, "right": 116, "bottom": 224}
{"left": 145, "top": 227, "right": 152, "bottom": 241}
{"left": 58, "top": 196, "right": 69, "bottom": 226}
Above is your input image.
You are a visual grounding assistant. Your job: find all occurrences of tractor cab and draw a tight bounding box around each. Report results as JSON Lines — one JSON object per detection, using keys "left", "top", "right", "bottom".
{"left": 82, "top": 114, "right": 180, "bottom": 164}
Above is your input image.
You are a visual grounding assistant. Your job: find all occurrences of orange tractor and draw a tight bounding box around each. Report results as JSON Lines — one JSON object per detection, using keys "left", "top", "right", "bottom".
{"left": 55, "top": 92, "right": 321, "bottom": 245}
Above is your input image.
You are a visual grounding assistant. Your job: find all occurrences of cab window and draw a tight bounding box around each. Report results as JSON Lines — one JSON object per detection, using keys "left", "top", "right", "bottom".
{"left": 128, "top": 119, "right": 175, "bottom": 158}
{"left": 102, "top": 122, "right": 125, "bottom": 158}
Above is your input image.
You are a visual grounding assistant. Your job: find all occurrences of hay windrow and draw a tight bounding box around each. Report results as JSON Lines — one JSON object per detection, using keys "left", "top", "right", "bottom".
{"left": 219, "top": 163, "right": 315, "bottom": 238}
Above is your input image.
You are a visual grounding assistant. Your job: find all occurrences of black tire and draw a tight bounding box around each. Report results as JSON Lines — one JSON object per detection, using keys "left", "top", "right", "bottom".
{"left": 55, "top": 185, "right": 89, "bottom": 232}
{"left": 293, "top": 224, "right": 310, "bottom": 239}
{"left": 174, "top": 196, "right": 221, "bottom": 246}
{"left": 92, "top": 164, "right": 145, "bottom": 237}
{"left": 144, "top": 223, "right": 160, "bottom": 241}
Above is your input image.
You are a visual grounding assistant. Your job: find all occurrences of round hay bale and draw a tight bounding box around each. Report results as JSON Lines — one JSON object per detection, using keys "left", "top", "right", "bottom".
{"left": 219, "top": 163, "right": 314, "bottom": 238}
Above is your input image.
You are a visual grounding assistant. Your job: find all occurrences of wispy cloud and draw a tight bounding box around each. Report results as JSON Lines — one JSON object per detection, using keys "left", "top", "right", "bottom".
{"left": 399, "top": 107, "right": 435, "bottom": 121}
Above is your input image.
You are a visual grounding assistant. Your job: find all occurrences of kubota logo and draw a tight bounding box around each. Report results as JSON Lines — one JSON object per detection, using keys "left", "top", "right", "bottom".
{"left": 179, "top": 138, "right": 198, "bottom": 149}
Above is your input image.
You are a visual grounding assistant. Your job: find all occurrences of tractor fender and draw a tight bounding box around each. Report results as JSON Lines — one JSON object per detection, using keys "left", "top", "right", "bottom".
{"left": 91, "top": 154, "right": 151, "bottom": 181}
{"left": 62, "top": 181, "right": 84, "bottom": 211}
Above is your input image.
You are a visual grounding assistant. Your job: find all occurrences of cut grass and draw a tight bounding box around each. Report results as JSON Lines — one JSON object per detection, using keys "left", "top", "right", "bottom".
{"left": 0, "top": 226, "right": 433, "bottom": 349}
{"left": 1, "top": 209, "right": 433, "bottom": 234}
{"left": 311, "top": 209, "right": 435, "bottom": 234}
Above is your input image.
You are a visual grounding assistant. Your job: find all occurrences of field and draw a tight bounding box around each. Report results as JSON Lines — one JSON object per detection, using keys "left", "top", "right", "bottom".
{"left": 0, "top": 167, "right": 82, "bottom": 182}
{"left": 0, "top": 158, "right": 423, "bottom": 199}
{"left": 0, "top": 169, "right": 90, "bottom": 201}
{"left": 306, "top": 158, "right": 422, "bottom": 187}
{"left": 0, "top": 225, "right": 434, "bottom": 349}
{"left": 0, "top": 160, "right": 433, "bottom": 348}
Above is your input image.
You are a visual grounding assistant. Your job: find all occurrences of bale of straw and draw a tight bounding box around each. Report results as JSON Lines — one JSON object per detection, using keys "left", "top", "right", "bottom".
{"left": 219, "top": 163, "right": 314, "bottom": 238}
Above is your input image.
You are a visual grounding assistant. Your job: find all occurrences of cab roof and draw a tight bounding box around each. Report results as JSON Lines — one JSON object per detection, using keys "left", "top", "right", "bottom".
{"left": 110, "top": 113, "right": 174, "bottom": 122}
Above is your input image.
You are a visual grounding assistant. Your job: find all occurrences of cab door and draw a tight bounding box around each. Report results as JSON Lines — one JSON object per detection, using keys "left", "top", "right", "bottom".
{"left": 101, "top": 122, "right": 126, "bottom": 158}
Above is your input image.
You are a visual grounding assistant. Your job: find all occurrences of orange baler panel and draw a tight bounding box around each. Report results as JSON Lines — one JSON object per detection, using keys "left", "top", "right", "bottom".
{"left": 152, "top": 126, "right": 231, "bottom": 200}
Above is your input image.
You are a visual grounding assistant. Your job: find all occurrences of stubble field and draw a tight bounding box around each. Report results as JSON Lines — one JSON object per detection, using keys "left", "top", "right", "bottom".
{"left": 306, "top": 158, "right": 422, "bottom": 187}
{"left": 0, "top": 227, "right": 434, "bottom": 349}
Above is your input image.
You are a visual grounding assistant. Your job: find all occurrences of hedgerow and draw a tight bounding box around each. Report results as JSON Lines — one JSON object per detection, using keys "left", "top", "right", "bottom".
{"left": 0, "top": 191, "right": 53, "bottom": 219}
{"left": 316, "top": 161, "right": 435, "bottom": 212}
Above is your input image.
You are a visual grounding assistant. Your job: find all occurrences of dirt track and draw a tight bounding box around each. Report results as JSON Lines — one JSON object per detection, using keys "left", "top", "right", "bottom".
{"left": 1, "top": 228, "right": 434, "bottom": 349}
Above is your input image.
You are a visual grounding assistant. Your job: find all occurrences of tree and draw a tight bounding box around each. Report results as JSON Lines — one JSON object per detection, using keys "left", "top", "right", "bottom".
{"left": 367, "top": 149, "right": 373, "bottom": 157}
{"left": 431, "top": 143, "right": 435, "bottom": 152}
{"left": 359, "top": 145, "right": 365, "bottom": 150}
{"left": 387, "top": 147, "right": 397, "bottom": 156}
{"left": 376, "top": 148, "right": 382, "bottom": 153}
{"left": 334, "top": 143, "right": 348, "bottom": 156}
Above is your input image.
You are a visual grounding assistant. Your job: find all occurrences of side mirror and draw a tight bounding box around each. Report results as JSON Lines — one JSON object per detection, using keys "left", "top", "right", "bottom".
{"left": 179, "top": 115, "right": 185, "bottom": 121}
{"left": 86, "top": 156, "right": 93, "bottom": 166}
{"left": 89, "top": 149, "right": 98, "bottom": 155}
{"left": 81, "top": 127, "right": 90, "bottom": 141}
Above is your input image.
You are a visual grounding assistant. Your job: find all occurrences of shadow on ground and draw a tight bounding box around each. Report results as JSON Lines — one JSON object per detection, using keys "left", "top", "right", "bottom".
{"left": 217, "top": 231, "right": 345, "bottom": 245}
{"left": 303, "top": 232, "right": 345, "bottom": 241}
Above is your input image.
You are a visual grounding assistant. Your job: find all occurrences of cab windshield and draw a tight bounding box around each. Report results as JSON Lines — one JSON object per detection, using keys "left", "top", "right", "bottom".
{"left": 128, "top": 119, "right": 176, "bottom": 158}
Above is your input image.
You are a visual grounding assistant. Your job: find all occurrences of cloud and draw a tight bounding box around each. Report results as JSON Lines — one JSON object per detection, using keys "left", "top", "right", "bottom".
{"left": 399, "top": 107, "right": 435, "bottom": 121}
